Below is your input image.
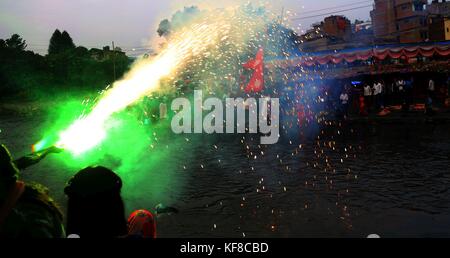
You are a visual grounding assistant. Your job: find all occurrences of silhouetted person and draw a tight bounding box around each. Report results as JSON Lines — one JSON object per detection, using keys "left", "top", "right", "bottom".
{"left": 0, "top": 144, "right": 64, "bottom": 238}
{"left": 359, "top": 94, "right": 367, "bottom": 116}
{"left": 396, "top": 79, "right": 406, "bottom": 106}
{"left": 64, "top": 166, "right": 127, "bottom": 238}
{"left": 363, "top": 84, "right": 372, "bottom": 113}
{"left": 340, "top": 89, "right": 349, "bottom": 118}
{"left": 372, "top": 81, "right": 382, "bottom": 111}
{"left": 428, "top": 79, "right": 435, "bottom": 102}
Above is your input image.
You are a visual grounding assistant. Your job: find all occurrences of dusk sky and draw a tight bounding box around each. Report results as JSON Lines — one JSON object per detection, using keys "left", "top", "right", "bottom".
{"left": 0, "top": 0, "right": 373, "bottom": 55}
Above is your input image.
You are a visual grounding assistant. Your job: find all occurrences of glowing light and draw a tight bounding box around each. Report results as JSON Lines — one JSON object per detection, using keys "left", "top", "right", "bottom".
{"left": 34, "top": 7, "right": 272, "bottom": 155}
{"left": 32, "top": 140, "right": 47, "bottom": 153}
{"left": 55, "top": 12, "right": 232, "bottom": 154}
{"left": 56, "top": 117, "right": 106, "bottom": 155}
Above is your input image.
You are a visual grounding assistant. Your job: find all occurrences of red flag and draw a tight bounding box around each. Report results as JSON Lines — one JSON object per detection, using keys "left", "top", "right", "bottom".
{"left": 243, "top": 48, "right": 264, "bottom": 93}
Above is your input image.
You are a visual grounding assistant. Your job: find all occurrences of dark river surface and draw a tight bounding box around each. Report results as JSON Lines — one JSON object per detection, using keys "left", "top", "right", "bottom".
{"left": 1, "top": 114, "right": 450, "bottom": 238}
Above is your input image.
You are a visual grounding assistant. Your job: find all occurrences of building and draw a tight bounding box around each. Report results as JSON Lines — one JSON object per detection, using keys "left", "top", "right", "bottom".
{"left": 89, "top": 46, "right": 126, "bottom": 61}
{"left": 323, "top": 16, "right": 352, "bottom": 41}
{"left": 353, "top": 22, "right": 375, "bottom": 46}
{"left": 428, "top": 0, "right": 450, "bottom": 15}
{"left": 299, "top": 16, "right": 373, "bottom": 52}
{"left": 354, "top": 20, "right": 373, "bottom": 33}
{"left": 428, "top": 0, "right": 450, "bottom": 41}
{"left": 371, "top": 0, "right": 428, "bottom": 43}
{"left": 371, "top": 0, "right": 398, "bottom": 42}
{"left": 395, "top": 0, "right": 428, "bottom": 43}
{"left": 300, "top": 22, "right": 324, "bottom": 42}
{"left": 299, "top": 16, "right": 352, "bottom": 52}
{"left": 428, "top": 16, "right": 450, "bottom": 41}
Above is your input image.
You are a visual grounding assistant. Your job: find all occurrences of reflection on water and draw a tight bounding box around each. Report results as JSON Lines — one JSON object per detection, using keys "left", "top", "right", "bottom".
{"left": 1, "top": 116, "right": 449, "bottom": 237}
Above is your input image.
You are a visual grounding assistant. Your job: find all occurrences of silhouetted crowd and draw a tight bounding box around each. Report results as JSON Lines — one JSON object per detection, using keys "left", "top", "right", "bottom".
{"left": 0, "top": 145, "right": 161, "bottom": 238}
{"left": 336, "top": 76, "right": 450, "bottom": 118}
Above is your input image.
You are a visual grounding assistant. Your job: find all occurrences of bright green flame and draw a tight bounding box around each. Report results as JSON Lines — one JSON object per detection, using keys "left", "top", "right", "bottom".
{"left": 56, "top": 117, "right": 107, "bottom": 155}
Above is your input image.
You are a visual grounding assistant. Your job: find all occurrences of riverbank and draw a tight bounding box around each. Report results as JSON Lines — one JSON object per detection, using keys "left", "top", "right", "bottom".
{"left": 2, "top": 97, "right": 450, "bottom": 124}
{"left": 348, "top": 106, "right": 450, "bottom": 124}
{"left": 0, "top": 101, "right": 47, "bottom": 117}
{"left": 0, "top": 90, "right": 97, "bottom": 117}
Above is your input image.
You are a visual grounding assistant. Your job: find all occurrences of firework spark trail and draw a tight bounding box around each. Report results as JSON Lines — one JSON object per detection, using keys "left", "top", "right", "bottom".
{"left": 55, "top": 16, "right": 232, "bottom": 154}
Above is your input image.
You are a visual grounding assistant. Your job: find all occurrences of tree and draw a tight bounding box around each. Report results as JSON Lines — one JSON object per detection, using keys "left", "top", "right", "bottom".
{"left": 48, "top": 29, "right": 62, "bottom": 55}
{"left": 74, "top": 46, "right": 89, "bottom": 57}
{"left": 61, "top": 30, "right": 75, "bottom": 49}
{"left": 48, "top": 29, "right": 75, "bottom": 55}
{"left": 0, "top": 39, "right": 6, "bottom": 48}
{"left": 157, "top": 6, "right": 201, "bottom": 37}
{"left": 5, "top": 34, "right": 27, "bottom": 51}
{"left": 171, "top": 6, "right": 200, "bottom": 29}
{"left": 157, "top": 19, "right": 171, "bottom": 37}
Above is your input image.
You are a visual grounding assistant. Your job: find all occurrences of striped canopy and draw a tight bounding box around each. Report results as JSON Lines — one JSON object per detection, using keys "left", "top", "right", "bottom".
{"left": 268, "top": 41, "right": 450, "bottom": 69}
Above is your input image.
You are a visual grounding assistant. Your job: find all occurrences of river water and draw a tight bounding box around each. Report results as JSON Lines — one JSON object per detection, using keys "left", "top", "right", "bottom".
{"left": 1, "top": 114, "right": 449, "bottom": 238}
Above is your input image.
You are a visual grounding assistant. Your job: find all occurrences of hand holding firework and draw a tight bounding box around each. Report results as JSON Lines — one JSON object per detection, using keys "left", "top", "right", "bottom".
{"left": 14, "top": 146, "right": 64, "bottom": 170}
{"left": 155, "top": 203, "right": 179, "bottom": 215}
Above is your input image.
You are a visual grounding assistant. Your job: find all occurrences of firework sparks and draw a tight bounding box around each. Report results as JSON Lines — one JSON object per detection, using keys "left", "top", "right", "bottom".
{"left": 48, "top": 9, "right": 267, "bottom": 155}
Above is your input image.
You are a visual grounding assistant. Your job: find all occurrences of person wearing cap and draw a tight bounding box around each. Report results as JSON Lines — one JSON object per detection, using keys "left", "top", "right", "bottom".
{"left": 127, "top": 209, "right": 157, "bottom": 238}
{"left": 64, "top": 166, "right": 128, "bottom": 238}
{"left": 0, "top": 144, "right": 65, "bottom": 238}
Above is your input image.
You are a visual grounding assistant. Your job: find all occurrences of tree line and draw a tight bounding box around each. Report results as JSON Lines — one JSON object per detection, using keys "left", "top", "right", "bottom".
{"left": 0, "top": 30, "right": 132, "bottom": 100}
